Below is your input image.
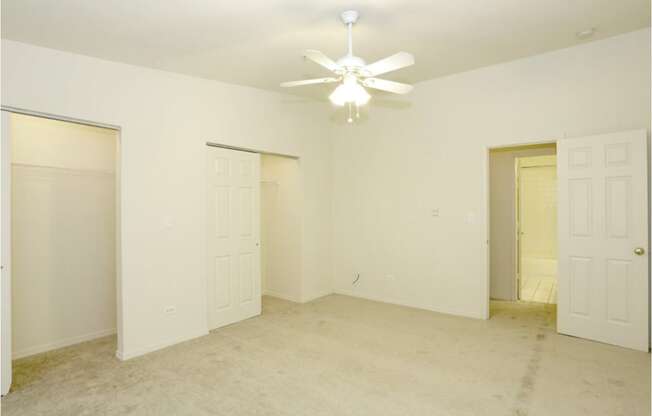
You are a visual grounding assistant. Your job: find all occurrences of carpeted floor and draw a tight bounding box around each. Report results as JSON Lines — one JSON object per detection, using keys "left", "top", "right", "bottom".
{"left": 1, "top": 295, "right": 649, "bottom": 415}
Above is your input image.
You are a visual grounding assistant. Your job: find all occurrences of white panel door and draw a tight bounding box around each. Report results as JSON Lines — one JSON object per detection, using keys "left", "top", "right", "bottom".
{"left": 1, "top": 111, "right": 12, "bottom": 395}
{"left": 558, "top": 130, "right": 648, "bottom": 351}
{"left": 206, "top": 146, "right": 261, "bottom": 330}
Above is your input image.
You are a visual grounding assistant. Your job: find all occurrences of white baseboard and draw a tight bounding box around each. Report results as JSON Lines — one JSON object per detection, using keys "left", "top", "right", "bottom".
{"left": 334, "top": 289, "right": 485, "bottom": 320}
{"left": 116, "top": 328, "right": 208, "bottom": 361}
{"left": 13, "top": 328, "right": 116, "bottom": 360}
{"left": 264, "top": 289, "right": 334, "bottom": 304}
{"left": 263, "top": 290, "right": 302, "bottom": 303}
{"left": 301, "top": 290, "right": 334, "bottom": 303}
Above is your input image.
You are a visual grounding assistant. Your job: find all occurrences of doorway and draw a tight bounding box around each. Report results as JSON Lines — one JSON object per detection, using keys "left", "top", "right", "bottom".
{"left": 488, "top": 130, "right": 649, "bottom": 351}
{"left": 516, "top": 155, "right": 557, "bottom": 304}
{"left": 1, "top": 111, "right": 120, "bottom": 395}
{"left": 489, "top": 143, "right": 557, "bottom": 304}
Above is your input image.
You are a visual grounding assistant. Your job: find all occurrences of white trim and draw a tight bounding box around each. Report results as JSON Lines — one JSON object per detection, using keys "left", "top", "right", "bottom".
{"left": 263, "top": 290, "right": 302, "bottom": 304}
{"left": 334, "top": 290, "right": 485, "bottom": 320}
{"left": 300, "top": 291, "right": 333, "bottom": 304}
{"left": 1, "top": 111, "right": 12, "bottom": 395}
{"left": 13, "top": 328, "right": 116, "bottom": 360}
{"left": 115, "top": 329, "right": 208, "bottom": 361}
{"left": 264, "top": 290, "right": 333, "bottom": 304}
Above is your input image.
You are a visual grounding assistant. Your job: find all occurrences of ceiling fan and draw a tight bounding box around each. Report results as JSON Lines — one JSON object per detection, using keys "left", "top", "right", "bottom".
{"left": 280, "top": 10, "right": 415, "bottom": 123}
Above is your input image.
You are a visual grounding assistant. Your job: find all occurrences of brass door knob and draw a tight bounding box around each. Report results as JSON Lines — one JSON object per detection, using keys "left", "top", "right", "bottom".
{"left": 634, "top": 247, "right": 645, "bottom": 256}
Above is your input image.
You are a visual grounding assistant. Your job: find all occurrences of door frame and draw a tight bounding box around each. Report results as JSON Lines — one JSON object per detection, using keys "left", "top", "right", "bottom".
{"left": 484, "top": 139, "right": 558, "bottom": 319}
{"left": 515, "top": 157, "right": 522, "bottom": 301}
{"left": 0, "top": 107, "right": 124, "bottom": 393}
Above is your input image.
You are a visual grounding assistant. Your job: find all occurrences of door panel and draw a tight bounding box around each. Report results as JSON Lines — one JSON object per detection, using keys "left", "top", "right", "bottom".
{"left": 239, "top": 253, "right": 253, "bottom": 302}
{"left": 207, "top": 146, "right": 260, "bottom": 330}
{"left": 558, "top": 130, "right": 648, "bottom": 351}
{"left": 605, "top": 177, "right": 629, "bottom": 238}
{"left": 213, "top": 256, "right": 230, "bottom": 309}
{"left": 605, "top": 259, "right": 629, "bottom": 323}
{"left": 569, "top": 179, "right": 592, "bottom": 236}
{"left": 569, "top": 256, "right": 591, "bottom": 316}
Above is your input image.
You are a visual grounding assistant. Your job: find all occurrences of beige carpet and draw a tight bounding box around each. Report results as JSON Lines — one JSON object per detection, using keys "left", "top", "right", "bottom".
{"left": 2, "top": 295, "right": 649, "bottom": 415}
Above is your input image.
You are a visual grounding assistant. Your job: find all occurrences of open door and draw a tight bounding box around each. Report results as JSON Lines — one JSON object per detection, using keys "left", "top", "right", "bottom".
{"left": 1, "top": 111, "right": 12, "bottom": 395}
{"left": 206, "top": 146, "right": 261, "bottom": 330}
{"left": 558, "top": 130, "right": 649, "bottom": 351}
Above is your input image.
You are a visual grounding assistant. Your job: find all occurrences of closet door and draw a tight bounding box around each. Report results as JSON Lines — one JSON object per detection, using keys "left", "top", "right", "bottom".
{"left": 206, "top": 146, "right": 261, "bottom": 330}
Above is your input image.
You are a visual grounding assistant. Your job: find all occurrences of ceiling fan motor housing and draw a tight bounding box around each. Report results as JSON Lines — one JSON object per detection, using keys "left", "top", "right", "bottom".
{"left": 337, "top": 55, "right": 366, "bottom": 70}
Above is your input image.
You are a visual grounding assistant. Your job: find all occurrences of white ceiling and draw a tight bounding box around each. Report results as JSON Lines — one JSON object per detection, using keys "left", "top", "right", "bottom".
{"left": 2, "top": 0, "right": 650, "bottom": 98}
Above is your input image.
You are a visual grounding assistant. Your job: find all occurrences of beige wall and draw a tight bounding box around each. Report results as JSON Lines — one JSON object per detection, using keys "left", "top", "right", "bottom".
{"left": 260, "top": 154, "right": 302, "bottom": 302}
{"left": 2, "top": 39, "right": 334, "bottom": 359}
{"left": 11, "top": 113, "right": 117, "bottom": 358}
{"left": 490, "top": 146, "right": 556, "bottom": 301}
{"left": 332, "top": 29, "right": 651, "bottom": 318}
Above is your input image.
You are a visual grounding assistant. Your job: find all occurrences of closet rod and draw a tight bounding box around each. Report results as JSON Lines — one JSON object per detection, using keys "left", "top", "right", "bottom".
{"left": 205, "top": 142, "right": 299, "bottom": 160}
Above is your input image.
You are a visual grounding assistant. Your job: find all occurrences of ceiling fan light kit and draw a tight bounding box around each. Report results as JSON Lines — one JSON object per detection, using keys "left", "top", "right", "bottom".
{"left": 281, "top": 10, "right": 415, "bottom": 123}
{"left": 329, "top": 74, "right": 370, "bottom": 106}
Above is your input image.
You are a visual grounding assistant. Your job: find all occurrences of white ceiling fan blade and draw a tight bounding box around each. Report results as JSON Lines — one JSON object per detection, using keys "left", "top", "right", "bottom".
{"left": 363, "top": 52, "right": 414, "bottom": 77}
{"left": 280, "top": 77, "right": 338, "bottom": 88}
{"left": 303, "top": 50, "right": 341, "bottom": 72}
{"left": 363, "top": 78, "right": 413, "bottom": 94}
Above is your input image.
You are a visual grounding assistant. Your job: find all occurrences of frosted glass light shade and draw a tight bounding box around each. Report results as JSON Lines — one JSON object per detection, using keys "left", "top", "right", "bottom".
{"left": 329, "top": 77, "right": 370, "bottom": 106}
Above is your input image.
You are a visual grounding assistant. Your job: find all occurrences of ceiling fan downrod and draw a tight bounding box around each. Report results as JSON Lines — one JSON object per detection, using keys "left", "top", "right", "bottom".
{"left": 341, "top": 10, "right": 358, "bottom": 58}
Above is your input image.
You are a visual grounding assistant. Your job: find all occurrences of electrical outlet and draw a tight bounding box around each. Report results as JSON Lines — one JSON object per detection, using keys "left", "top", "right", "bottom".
{"left": 386, "top": 274, "right": 395, "bottom": 281}
{"left": 164, "top": 306, "right": 176, "bottom": 314}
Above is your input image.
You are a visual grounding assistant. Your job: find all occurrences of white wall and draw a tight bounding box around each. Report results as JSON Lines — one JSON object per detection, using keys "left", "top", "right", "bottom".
{"left": 11, "top": 113, "right": 117, "bottom": 358}
{"left": 260, "top": 154, "right": 302, "bottom": 302}
{"left": 2, "top": 27, "right": 649, "bottom": 355}
{"left": 332, "top": 29, "right": 651, "bottom": 319}
{"left": 1, "top": 40, "right": 334, "bottom": 359}
{"left": 489, "top": 145, "right": 556, "bottom": 301}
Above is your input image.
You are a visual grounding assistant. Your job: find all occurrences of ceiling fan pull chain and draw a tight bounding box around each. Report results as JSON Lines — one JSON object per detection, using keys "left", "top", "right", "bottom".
{"left": 347, "top": 102, "right": 353, "bottom": 123}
